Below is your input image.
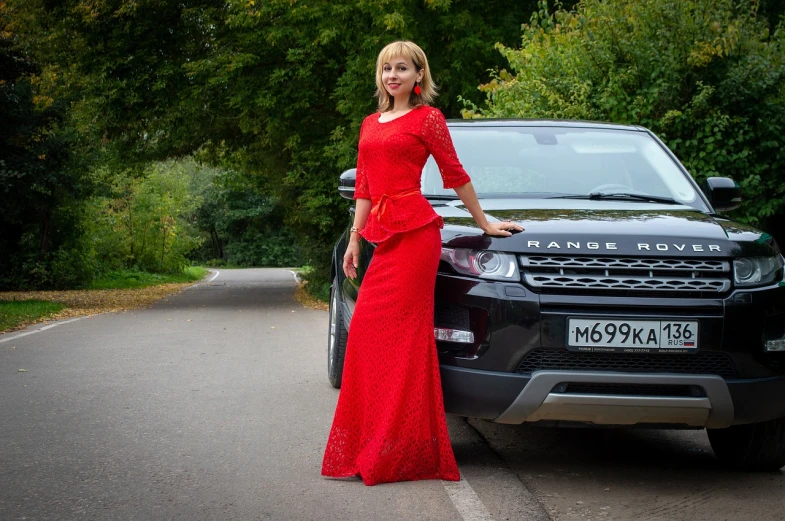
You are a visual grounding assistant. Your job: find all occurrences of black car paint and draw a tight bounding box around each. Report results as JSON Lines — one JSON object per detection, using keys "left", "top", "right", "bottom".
{"left": 438, "top": 203, "right": 775, "bottom": 257}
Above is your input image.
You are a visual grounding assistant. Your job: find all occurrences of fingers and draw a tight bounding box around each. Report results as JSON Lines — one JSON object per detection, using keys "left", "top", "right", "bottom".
{"left": 486, "top": 222, "right": 524, "bottom": 236}
{"left": 343, "top": 262, "right": 357, "bottom": 279}
{"left": 502, "top": 220, "right": 524, "bottom": 233}
{"left": 342, "top": 255, "right": 358, "bottom": 279}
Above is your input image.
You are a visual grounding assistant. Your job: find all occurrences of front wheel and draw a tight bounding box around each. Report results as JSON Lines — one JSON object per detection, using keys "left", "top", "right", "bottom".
{"left": 708, "top": 417, "right": 785, "bottom": 471}
{"left": 327, "top": 277, "right": 348, "bottom": 388}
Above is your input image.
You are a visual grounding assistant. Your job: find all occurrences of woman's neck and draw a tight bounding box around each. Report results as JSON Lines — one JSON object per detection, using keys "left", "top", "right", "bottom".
{"left": 388, "top": 99, "right": 414, "bottom": 113}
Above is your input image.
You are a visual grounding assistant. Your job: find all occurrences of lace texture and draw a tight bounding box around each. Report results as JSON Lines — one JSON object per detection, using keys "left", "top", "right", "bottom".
{"left": 322, "top": 107, "right": 469, "bottom": 485}
{"left": 353, "top": 106, "right": 471, "bottom": 243}
{"left": 321, "top": 222, "right": 460, "bottom": 485}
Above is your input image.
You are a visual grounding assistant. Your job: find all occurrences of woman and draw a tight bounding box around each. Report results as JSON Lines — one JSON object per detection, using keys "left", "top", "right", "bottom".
{"left": 321, "top": 40, "right": 524, "bottom": 486}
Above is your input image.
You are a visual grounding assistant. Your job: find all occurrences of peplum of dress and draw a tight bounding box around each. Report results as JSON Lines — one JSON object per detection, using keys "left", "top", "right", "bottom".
{"left": 322, "top": 105, "right": 471, "bottom": 486}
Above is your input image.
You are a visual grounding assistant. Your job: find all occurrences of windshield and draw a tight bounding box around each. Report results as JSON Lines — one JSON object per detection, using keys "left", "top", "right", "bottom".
{"left": 421, "top": 126, "right": 705, "bottom": 208}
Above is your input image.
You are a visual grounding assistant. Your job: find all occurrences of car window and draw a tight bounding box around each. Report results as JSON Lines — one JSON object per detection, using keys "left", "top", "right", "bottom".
{"left": 421, "top": 127, "right": 701, "bottom": 206}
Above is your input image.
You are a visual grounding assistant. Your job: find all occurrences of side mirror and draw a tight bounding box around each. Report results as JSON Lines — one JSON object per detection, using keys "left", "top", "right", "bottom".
{"left": 338, "top": 168, "right": 356, "bottom": 200}
{"left": 701, "top": 177, "right": 741, "bottom": 212}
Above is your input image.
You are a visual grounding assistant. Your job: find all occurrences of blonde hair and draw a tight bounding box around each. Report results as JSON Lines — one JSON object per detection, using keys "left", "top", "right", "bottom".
{"left": 375, "top": 40, "right": 438, "bottom": 112}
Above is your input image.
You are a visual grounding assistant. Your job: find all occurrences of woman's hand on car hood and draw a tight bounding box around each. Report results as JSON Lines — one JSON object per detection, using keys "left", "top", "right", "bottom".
{"left": 482, "top": 220, "right": 524, "bottom": 237}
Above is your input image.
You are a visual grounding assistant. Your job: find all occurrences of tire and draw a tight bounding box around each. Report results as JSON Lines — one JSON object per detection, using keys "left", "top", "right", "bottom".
{"left": 327, "top": 277, "right": 349, "bottom": 389}
{"left": 708, "top": 417, "right": 785, "bottom": 471}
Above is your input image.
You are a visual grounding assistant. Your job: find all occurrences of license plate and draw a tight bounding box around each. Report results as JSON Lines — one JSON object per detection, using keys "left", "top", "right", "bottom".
{"left": 567, "top": 319, "right": 698, "bottom": 353}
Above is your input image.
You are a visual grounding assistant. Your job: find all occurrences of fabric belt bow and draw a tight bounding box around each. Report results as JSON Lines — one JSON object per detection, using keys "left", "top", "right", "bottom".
{"left": 371, "top": 188, "right": 422, "bottom": 220}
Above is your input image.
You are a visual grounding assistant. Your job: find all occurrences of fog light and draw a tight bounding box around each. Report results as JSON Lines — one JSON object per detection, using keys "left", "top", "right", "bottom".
{"left": 766, "top": 339, "right": 785, "bottom": 352}
{"left": 434, "top": 328, "right": 474, "bottom": 343}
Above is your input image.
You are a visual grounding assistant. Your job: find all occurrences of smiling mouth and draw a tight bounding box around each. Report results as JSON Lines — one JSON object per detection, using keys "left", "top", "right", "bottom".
{"left": 388, "top": 83, "right": 401, "bottom": 89}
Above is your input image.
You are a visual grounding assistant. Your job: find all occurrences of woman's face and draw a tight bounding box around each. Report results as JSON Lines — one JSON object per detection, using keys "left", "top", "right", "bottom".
{"left": 381, "top": 55, "right": 423, "bottom": 100}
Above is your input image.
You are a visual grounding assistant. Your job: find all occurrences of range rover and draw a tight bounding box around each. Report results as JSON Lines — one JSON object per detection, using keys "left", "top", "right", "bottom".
{"left": 328, "top": 119, "right": 785, "bottom": 471}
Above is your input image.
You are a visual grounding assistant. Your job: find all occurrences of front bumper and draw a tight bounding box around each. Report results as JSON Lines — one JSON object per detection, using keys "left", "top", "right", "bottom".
{"left": 440, "top": 365, "right": 785, "bottom": 427}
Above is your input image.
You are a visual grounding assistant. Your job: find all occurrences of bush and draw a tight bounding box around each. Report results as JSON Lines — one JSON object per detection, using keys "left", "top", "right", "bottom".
{"left": 464, "top": 0, "right": 785, "bottom": 238}
{"left": 223, "top": 232, "right": 301, "bottom": 268}
{"left": 204, "top": 258, "right": 227, "bottom": 268}
{"left": 92, "top": 160, "right": 204, "bottom": 274}
{"left": 0, "top": 202, "right": 99, "bottom": 290}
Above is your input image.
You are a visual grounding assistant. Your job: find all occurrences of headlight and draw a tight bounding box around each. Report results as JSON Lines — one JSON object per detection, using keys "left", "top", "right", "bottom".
{"left": 440, "top": 248, "right": 520, "bottom": 281}
{"left": 733, "top": 256, "right": 784, "bottom": 287}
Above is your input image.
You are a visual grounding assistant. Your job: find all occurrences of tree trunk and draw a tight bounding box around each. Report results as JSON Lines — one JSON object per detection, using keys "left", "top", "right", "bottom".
{"left": 127, "top": 201, "right": 135, "bottom": 261}
{"left": 210, "top": 226, "right": 223, "bottom": 259}
{"left": 37, "top": 208, "right": 52, "bottom": 262}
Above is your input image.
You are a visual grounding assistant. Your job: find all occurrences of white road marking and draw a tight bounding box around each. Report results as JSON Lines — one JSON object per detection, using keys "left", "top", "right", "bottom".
{"left": 289, "top": 270, "right": 301, "bottom": 283}
{"left": 208, "top": 270, "right": 220, "bottom": 282}
{"left": 443, "top": 477, "right": 495, "bottom": 521}
{"left": 0, "top": 317, "right": 85, "bottom": 344}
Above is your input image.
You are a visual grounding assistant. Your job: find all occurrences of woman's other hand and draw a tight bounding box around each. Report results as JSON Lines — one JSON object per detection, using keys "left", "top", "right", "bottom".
{"left": 482, "top": 220, "right": 524, "bottom": 237}
{"left": 343, "top": 241, "right": 360, "bottom": 279}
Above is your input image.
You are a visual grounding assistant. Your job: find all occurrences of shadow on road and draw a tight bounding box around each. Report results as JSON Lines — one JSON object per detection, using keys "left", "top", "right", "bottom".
{"left": 470, "top": 420, "right": 785, "bottom": 520}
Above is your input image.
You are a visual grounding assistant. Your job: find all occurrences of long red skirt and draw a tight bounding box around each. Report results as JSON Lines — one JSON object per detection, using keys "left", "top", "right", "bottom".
{"left": 322, "top": 222, "right": 460, "bottom": 486}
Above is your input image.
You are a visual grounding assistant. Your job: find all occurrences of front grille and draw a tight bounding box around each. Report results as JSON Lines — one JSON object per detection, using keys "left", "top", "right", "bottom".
{"left": 517, "top": 348, "right": 737, "bottom": 379}
{"left": 555, "top": 382, "right": 702, "bottom": 397}
{"left": 520, "top": 256, "right": 731, "bottom": 296}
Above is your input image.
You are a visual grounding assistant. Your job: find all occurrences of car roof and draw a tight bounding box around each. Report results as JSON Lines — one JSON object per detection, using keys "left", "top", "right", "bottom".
{"left": 446, "top": 118, "right": 647, "bottom": 132}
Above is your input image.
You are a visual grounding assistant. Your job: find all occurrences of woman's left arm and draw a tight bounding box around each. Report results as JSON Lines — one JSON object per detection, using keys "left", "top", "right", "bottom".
{"left": 454, "top": 182, "right": 524, "bottom": 237}
{"left": 421, "top": 109, "right": 523, "bottom": 237}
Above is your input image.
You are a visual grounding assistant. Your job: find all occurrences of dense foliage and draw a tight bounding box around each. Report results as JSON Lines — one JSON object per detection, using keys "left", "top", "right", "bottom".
{"left": 464, "top": 0, "right": 785, "bottom": 243}
{"left": 89, "top": 158, "right": 300, "bottom": 276}
{"left": 188, "top": 162, "right": 301, "bottom": 268}
{"left": 90, "top": 160, "right": 204, "bottom": 274}
{"left": 0, "top": 3, "right": 96, "bottom": 289}
{"left": 4, "top": 0, "right": 783, "bottom": 293}
{"left": 2, "top": 0, "right": 539, "bottom": 292}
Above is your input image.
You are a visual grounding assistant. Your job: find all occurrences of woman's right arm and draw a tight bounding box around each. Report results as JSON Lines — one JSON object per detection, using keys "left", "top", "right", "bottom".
{"left": 344, "top": 117, "right": 372, "bottom": 279}
{"left": 343, "top": 199, "right": 370, "bottom": 279}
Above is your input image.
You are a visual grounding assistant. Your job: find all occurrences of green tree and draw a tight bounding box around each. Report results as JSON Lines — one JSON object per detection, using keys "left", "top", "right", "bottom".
{"left": 7, "top": 0, "right": 540, "bottom": 293}
{"left": 0, "top": 2, "right": 97, "bottom": 289}
{"left": 94, "top": 159, "right": 203, "bottom": 273}
{"left": 187, "top": 160, "right": 301, "bottom": 267}
{"left": 464, "top": 0, "right": 785, "bottom": 242}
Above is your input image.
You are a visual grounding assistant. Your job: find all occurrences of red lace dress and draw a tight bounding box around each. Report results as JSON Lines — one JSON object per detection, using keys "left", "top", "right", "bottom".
{"left": 322, "top": 105, "right": 471, "bottom": 486}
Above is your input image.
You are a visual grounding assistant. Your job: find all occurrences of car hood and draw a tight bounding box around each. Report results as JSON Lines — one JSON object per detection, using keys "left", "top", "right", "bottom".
{"left": 435, "top": 199, "right": 776, "bottom": 257}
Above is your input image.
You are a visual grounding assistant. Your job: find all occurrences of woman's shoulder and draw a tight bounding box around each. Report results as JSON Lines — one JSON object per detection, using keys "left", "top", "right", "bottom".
{"left": 418, "top": 105, "right": 446, "bottom": 122}
{"left": 417, "top": 105, "right": 449, "bottom": 132}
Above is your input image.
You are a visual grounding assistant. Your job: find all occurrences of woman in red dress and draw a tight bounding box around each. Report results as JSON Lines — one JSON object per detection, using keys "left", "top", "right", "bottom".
{"left": 321, "top": 41, "right": 524, "bottom": 486}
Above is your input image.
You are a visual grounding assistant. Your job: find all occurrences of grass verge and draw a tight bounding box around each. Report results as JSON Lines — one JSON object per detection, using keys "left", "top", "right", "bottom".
{"left": 292, "top": 266, "right": 330, "bottom": 311}
{"left": 0, "top": 267, "right": 211, "bottom": 334}
{"left": 0, "top": 300, "right": 67, "bottom": 332}
{"left": 88, "top": 267, "right": 209, "bottom": 290}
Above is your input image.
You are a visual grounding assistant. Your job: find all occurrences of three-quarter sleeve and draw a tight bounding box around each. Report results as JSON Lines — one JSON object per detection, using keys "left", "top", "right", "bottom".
{"left": 420, "top": 108, "right": 471, "bottom": 189}
{"left": 353, "top": 119, "right": 371, "bottom": 200}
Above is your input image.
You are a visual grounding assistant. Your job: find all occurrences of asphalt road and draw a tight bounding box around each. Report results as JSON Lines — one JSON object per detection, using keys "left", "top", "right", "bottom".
{"left": 2, "top": 268, "right": 783, "bottom": 521}
{"left": 0, "top": 269, "right": 543, "bottom": 521}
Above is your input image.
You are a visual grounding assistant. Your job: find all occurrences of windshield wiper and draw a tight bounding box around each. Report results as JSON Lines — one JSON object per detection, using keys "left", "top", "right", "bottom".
{"left": 551, "top": 192, "right": 680, "bottom": 204}
{"left": 423, "top": 194, "right": 459, "bottom": 200}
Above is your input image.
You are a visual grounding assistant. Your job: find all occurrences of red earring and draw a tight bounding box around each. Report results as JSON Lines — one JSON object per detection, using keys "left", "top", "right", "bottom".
{"left": 414, "top": 82, "right": 422, "bottom": 95}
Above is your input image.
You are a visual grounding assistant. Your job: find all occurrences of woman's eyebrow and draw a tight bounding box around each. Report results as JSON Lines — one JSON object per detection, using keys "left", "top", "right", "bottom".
{"left": 384, "top": 61, "right": 409, "bottom": 66}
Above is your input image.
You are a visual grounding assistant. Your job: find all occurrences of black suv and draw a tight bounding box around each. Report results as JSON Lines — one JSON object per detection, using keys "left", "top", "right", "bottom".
{"left": 328, "top": 119, "right": 785, "bottom": 471}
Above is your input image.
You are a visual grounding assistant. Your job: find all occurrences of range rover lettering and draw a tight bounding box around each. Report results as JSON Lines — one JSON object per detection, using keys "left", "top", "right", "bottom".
{"left": 328, "top": 119, "right": 785, "bottom": 471}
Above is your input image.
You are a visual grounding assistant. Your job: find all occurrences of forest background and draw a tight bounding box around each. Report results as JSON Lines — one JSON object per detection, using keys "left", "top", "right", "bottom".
{"left": 1, "top": 0, "right": 784, "bottom": 300}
